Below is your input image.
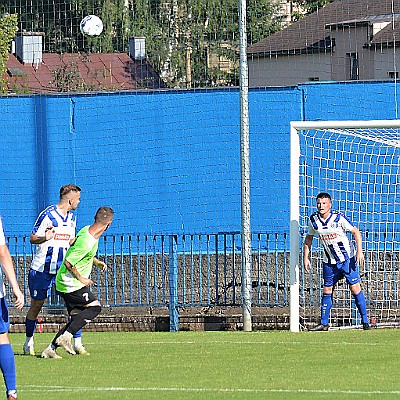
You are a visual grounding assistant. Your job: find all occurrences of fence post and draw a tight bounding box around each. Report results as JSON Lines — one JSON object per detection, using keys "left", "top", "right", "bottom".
{"left": 169, "top": 235, "right": 179, "bottom": 332}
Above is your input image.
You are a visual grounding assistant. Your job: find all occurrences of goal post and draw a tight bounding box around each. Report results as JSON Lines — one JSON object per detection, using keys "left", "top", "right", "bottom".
{"left": 290, "top": 120, "right": 400, "bottom": 332}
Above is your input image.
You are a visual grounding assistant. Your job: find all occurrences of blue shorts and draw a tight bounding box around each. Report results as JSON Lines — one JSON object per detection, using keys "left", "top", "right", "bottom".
{"left": 323, "top": 257, "right": 361, "bottom": 287}
{"left": 28, "top": 269, "right": 56, "bottom": 301}
{"left": 0, "top": 297, "right": 10, "bottom": 334}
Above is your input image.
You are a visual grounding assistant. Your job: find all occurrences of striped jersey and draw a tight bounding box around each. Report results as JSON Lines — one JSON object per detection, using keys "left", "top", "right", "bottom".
{"left": 30, "top": 205, "right": 77, "bottom": 274}
{"left": 0, "top": 217, "right": 6, "bottom": 298}
{"left": 307, "top": 210, "right": 356, "bottom": 264}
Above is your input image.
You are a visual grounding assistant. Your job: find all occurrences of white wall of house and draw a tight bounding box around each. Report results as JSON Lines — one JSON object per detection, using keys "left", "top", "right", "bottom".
{"left": 330, "top": 25, "right": 374, "bottom": 81}
{"left": 248, "top": 23, "right": 399, "bottom": 87}
{"left": 372, "top": 47, "right": 400, "bottom": 80}
{"left": 248, "top": 52, "right": 332, "bottom": 87}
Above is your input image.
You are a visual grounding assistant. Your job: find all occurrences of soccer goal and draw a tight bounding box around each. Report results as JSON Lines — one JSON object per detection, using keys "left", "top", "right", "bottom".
{"left": 290, "top": 120, "right": 400, "bottom": 332}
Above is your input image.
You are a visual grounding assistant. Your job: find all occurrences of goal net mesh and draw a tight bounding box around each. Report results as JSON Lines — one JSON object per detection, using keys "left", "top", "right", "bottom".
{"left": 298, "top": 124, "right": 400, "bottom": 329}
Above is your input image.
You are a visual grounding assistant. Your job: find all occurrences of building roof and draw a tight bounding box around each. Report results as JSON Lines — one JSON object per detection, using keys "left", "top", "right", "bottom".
{"left": 247, "top": 0, "right": 400, "bottom": 56}
{"left": 370, "top": 21, "right": 400, "bottom": 47}
{"left": 5, "top": 51, "right": 166, "bottom": 94}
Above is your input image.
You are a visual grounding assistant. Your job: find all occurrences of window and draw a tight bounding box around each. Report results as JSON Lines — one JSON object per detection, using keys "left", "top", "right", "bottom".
{"left": 7, "top": 67, "right": 24, "bottom": 77}
{"left": 347, "top": 52, "right": 359, "bottom": 80}
{"left": 388, "top": 71, "right": 399, "bottom": 79}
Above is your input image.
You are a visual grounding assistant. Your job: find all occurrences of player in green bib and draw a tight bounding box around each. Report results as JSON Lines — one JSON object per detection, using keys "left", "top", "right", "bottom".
{"left": 41, "top": 206, "right": 114, "bottom": 359}
{"left": 56, "top": 225, "right": 99, "bottom": 294}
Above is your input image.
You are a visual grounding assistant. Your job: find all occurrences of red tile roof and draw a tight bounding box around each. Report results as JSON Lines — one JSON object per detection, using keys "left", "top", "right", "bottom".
{"left": 5, "top": 52, "right": 165, "bottom": 94}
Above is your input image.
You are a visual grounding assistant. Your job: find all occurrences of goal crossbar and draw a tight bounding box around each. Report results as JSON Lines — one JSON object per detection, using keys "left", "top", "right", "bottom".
{"left": 290, "top": 119, "right": 400, "bottom": 130}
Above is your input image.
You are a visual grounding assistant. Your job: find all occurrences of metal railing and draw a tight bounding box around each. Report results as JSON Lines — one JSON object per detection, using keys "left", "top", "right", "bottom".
{"left": 6, "top": 232, "right": 290, "bottom": 311}
{"left": 6, "top": 232, "right": 398, "bottom": 330}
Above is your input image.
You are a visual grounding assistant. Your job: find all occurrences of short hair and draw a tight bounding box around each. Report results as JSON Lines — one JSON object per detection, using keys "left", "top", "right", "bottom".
{"left": 95, "top": 206, "right": 114, "bottom": 223}
{"left": 316, "top": 192, "right": 331, "bottom": 201}
{"left": 60, "top": 184, "right": 81, "bottom": 198}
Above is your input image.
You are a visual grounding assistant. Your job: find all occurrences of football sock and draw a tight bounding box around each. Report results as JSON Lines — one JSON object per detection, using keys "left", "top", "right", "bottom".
{"left": 53, "top": 306, "right": 102, "bottom": 345}
{"left": 25, "top": 318, "right": 36, "bottom": 338}
{"left": 321, "top": 293, "right": 333, "bottom": 326}
{"left": 73, "top": 329, "right": 83, "bottom": 340}
{"left": 7, "top": 389, "right": 17, "bottom": 398}
{"left": 69, "top": 316, "right": 83, "bottom": 340}
{"left": 0, "top": 344, "right": 16, "bottom": 394}
{"left": 74, "top": 336, "right": 82, "bottom": 348}
{"left": 353, "top": 291, "right": 369, "bottom": 324}
{"left": 67, "top": 306, "right": 102, "bottom": 335}
{"left": 24, "top": 336, "right": 33, "bottom": 348}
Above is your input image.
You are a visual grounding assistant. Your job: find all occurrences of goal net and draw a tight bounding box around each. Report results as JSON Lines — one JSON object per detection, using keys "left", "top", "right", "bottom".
{"left": 290, "top": 120, "right": 400, "bottom": 332}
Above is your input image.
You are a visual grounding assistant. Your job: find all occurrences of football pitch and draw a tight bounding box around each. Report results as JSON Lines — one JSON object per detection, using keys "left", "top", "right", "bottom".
{"left": 10, "top": 329, "right": 400, "bottom": 400}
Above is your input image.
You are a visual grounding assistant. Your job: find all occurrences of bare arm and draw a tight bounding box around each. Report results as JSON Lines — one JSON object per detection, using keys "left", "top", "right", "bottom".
{"left": 0, "top": 244, "right": 24, "bottom": 309}
{"left": 63, "top": 259, "right": 93, "bottom": 287}
{"left": 93, "top": 257, "right": 107, "bottom": 272}
{"left": 350, "top": 226, "right": 365, "bottom": 267}
{"left": 30, "top": 226, "right": 55, "bottom": 244}
{"left": 303, "top": 234, "right": 314, "bottom": 272}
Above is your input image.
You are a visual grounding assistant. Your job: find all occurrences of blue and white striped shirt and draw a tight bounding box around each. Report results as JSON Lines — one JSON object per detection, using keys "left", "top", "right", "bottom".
{"left": 307, "top": 210, "right": 356, "bottom": 264}
{"left": 30, "top": 205, "right": 77, "bottom": 274}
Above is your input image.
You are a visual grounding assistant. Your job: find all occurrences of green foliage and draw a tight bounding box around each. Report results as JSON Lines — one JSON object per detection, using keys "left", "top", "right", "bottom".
{"left": 0, "top": 13, "right": 18, "bottom": 94}
{"left": 99, "top": 0, "right": 118, "bottom": 53}
{"left": 248, "top": 0, "right": 281, "bottom": 44}
{"left": 1, "top": 1, "right": 285, "bottom": 89}
{"left": 128, "top": 0, "right": 281, "bottom": 88}
{"left": 303, "top": 0, "right": 331, "bottom": 13}
{"left": 50, "top": 60, "right": 89, "bottom": 92}
{"left": 292, "top": 0, "right": 331, "bottom": 20}
{"left": 49, "top": 55, "right": 127, "bottom": 92}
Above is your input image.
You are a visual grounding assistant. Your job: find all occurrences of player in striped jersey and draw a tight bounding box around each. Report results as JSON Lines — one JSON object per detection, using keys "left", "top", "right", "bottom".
{"left": 0, "top": 216, "right": 24, "bottom": 400}
{"left": 303, "top": 192, "right": 370, "bottom": 331}
{"left": 23, "top": 184, "right": 89, "bottom": 355}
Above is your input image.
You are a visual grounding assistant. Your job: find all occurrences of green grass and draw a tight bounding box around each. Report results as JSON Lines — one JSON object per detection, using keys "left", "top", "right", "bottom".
{"left": 8, "top": 329, "right": 400, "bottom": 399}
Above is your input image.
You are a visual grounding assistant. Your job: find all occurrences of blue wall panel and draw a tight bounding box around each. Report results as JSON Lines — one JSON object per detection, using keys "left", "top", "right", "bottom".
{"left": 0, "top": 81, "right": 398, "bottom": 237}
{"left": 249, "top": 87, "right": 302, "bottom": 232}
{"left": 301, "top": 81, "right": 400, "bottom": 121}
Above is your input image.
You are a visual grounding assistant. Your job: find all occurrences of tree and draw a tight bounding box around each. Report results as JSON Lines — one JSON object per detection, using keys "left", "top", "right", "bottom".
{"left": 0, "top": 13, "right": 18, "bottom": 94}
{"left": 129, "top": 0, "right": 280, "bottom": 88}
{"left": 291, "top": 0, "right": 332, "bottom": 21}
{"left": 1, "top": 0, "right": 283, "bottom": 89}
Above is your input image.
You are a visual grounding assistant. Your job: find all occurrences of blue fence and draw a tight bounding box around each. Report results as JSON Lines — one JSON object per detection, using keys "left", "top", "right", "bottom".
{"left": 5, "top": 231, "right": 399, "bottom": 331}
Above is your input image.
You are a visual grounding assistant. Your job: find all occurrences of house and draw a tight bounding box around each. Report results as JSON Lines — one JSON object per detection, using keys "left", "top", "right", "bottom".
{"left": 274, "top": 0, "right": 306, "bottom": 25}
{"left": 247, "top": 0, "right": 400, "bottom": 87}
{"left": 5, "top": 33, "right": 166, "bottom": 94}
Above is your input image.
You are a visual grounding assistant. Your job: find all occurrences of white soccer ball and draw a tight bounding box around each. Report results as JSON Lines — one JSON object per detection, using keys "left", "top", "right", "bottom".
{"left": 80, "top": 15, "right": 103, "bottom": 36}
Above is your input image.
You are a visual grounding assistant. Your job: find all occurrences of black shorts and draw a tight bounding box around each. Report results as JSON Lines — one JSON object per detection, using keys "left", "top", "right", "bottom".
{"left": 60, "top": 286, "right": 97, "bottom": 314}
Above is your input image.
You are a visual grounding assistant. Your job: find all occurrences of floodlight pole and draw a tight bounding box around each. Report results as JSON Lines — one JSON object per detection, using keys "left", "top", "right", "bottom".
{"left": 239, "top": 0, "right": 252, "bottom": 331}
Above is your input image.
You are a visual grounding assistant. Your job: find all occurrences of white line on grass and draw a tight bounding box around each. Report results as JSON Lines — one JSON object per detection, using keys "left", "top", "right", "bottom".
{"left": 44, "top": 340, "right": 388, "bottom": 347}
{"left": 21, "top": 385, "right": 400, "bottom": 395}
